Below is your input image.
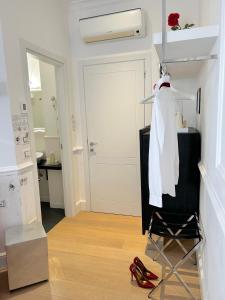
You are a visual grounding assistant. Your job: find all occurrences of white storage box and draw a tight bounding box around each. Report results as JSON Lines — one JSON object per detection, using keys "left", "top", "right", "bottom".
{"left": 5, "top": 222, "right": 49, "bottom": 291}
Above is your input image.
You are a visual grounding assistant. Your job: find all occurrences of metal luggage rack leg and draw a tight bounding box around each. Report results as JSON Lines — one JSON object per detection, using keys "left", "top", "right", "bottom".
{"left": 152, "top": 212, "right": 197, "bottom": 264}
{"left": 147, "top": 211, "right": 203, "bottom": 300}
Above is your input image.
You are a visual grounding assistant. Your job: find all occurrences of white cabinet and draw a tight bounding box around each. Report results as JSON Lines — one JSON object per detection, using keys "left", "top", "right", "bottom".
{"left": 48, "top": 170, "right": 64, "bottom": 209}
{"left": 5, "top": 222, "right": 48, "bottom": 290}
{"left": 38, "top": 169, "right": 50, "bottom": 203}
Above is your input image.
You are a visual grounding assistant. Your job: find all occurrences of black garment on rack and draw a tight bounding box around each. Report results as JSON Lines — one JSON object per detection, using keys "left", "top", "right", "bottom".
{"left": 139, "top": 126, "right": 201, "bottom": 235}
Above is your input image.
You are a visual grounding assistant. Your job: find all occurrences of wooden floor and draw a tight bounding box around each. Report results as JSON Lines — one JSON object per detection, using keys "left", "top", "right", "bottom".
{"left": 0, "top": 212, "right": 200, "bottom": 300}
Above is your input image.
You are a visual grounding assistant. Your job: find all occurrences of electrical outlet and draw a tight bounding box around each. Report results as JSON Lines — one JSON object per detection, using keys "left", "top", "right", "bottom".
{"left": 0, "top": 200, "right": 6, "bottom": 207}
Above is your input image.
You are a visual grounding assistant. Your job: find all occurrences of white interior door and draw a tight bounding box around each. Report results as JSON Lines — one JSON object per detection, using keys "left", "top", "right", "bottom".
{"left": 84, "top": 60, "right": 145, "bottom": 216}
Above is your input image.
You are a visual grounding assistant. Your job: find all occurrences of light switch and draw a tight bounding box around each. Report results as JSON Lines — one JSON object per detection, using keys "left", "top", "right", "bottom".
{"left": 24, "top": 150, "right": 31, "bottom": 158}
{"left": 72, "top": 114, "right": 76, "bottom": 131}
{"left": 0, "top": 200, "right": 6, "bottom": 207}
{"left": 23, "top": 132, "right": 29, "bottom": 144}
{"left": 20, "top": 103, "right": 28, "bottom": 113}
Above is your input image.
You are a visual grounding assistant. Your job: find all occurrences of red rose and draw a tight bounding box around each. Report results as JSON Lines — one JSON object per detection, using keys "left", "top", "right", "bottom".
{"left": 168, "top": 13, "right": 180, "bottom": 27}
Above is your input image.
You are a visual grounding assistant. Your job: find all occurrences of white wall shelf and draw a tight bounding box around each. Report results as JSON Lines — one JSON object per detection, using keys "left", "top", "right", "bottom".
{"left": 153, "top": 25, "right": 219, "bottom": 78}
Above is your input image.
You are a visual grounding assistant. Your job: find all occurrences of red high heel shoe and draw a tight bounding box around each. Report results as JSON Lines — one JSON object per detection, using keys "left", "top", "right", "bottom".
{"left": 129, "top": 263, "right": 155, "bottom": 289}
{"left": 134, "top": 257, "right": 158, "bottom": 280}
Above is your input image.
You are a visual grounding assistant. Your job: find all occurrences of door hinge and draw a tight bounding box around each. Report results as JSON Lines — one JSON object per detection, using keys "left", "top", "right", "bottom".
{"left": 144, "top": 71, "right": 146, "bottom": 79}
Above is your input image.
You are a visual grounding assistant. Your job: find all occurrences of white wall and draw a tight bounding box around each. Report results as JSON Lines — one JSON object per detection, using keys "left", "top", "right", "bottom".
{"left": 39, "top": 61, "right": 59, "bottom": 137}
{"left": 0, "top": 24, "right": 20, "bottom": 269}
{"left": 69, "top": 0, "right": 201, "bottom": 59}
{"left": 0, "top": 0, "right": 74, "bottom": 268}
{"left": 31, "top": 60, "right": 61, "bottom": 162}
{"left": 0, "top": 26, "right": 17, "bottom": 168}
{"left": 197, "top": 0, "right": 225, "bottom": 299}
{"left": 31, "top": 92, "right": 45, "bottom": 130}
{"left": 173, "top": 78, "right": 198, "bottom": 128}
{"left": 200, "top": 0, "right": 219, "bottom": 26}
{"left": 198, "top": 54, "right": 225, "bottom": 298}
{"left": 39, "top": 61, "right": 61, "bottom": 162}
{"left": 0, "top": 0, "right": 71, "bottom": 115}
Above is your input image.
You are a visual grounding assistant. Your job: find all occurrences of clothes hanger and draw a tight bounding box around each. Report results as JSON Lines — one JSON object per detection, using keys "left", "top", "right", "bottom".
{"left": 140, "top": 64, "right": 195, "bottom": 104}
{"left": 140, "top": 86, "right": 196, "bottom": 104}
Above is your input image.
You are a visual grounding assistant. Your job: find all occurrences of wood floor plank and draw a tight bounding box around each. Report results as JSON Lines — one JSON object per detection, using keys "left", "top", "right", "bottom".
{"left": 0, "top": 212, "right": 201, "bottom": 300}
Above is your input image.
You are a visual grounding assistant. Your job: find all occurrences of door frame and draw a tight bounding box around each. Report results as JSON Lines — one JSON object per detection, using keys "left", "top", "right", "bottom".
{"left": 78, "top": 50, "right": 152, "bottom": 212}
{"left": 20, "top": 39, "right": 74, "bottom": 218}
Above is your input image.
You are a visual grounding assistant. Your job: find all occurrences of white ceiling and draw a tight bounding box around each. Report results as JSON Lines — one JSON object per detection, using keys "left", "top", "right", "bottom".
{"left": 70, "top": 0, "right": 131, "bottom": 9}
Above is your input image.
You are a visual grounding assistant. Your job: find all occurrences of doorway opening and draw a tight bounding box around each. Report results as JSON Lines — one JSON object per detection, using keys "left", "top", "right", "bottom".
{"left": 27, "top": 52, "right": 65, "bottom": 232}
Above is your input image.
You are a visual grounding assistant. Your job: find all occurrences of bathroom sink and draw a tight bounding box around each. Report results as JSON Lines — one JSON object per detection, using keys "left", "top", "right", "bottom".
{"left": 36, "top": 152, "right": 44, "bottom": 163}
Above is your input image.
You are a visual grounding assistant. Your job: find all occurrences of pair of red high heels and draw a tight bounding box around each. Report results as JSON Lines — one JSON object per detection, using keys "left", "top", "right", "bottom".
{"left": 129, "top": 257, "right": 158, "bottom": 289}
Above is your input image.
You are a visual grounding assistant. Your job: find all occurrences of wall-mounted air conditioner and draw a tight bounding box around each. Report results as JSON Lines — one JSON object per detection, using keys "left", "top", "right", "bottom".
{"left": 79, "top": 8, "right": 145, "bottom": 43}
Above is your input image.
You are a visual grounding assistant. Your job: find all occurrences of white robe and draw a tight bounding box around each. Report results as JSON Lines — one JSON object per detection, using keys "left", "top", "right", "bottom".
{"left": 148, "top": 86, "right": 179, "bottom": 208}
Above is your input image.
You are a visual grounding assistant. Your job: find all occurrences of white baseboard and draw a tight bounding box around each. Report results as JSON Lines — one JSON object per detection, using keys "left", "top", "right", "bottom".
{"left": 40, "top": 197, "right": 50, "bottom": 203}
{"left": 75, "top": 200, "right": 86, "bottom": 211}
{"left": 198, "top": 217, "right": 207, "bottom": 300}
{"left": 197, "top": 251, "right": 207, "bottom": 300}
{"left": 50, "top": 203, "right": 65, "bottom": 209}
